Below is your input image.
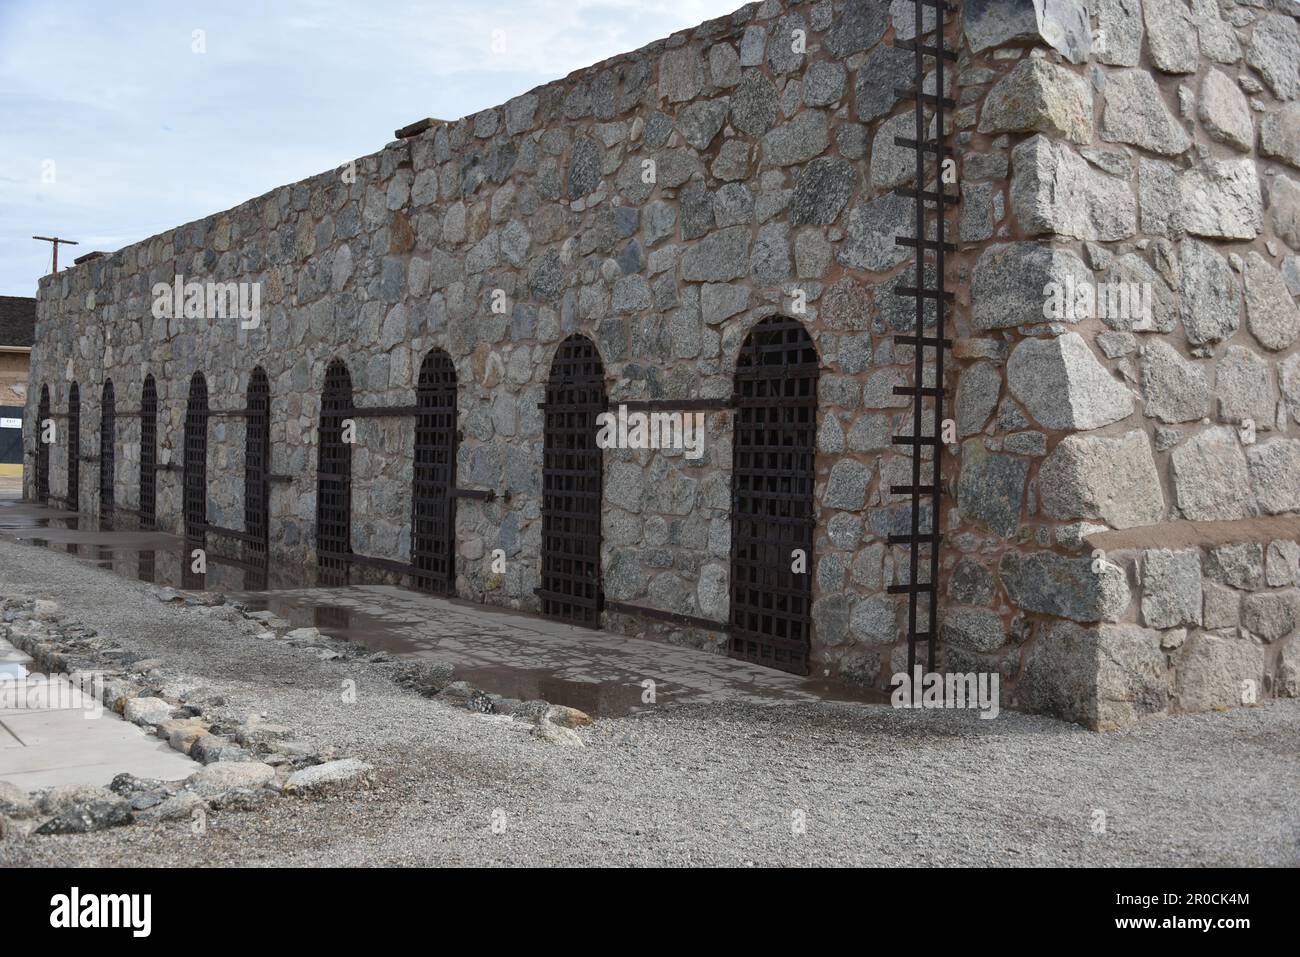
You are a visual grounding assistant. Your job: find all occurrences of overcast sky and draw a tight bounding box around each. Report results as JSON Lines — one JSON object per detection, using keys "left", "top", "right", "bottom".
{"left": 0, "top": 0, "right": 742, "bottom": 296}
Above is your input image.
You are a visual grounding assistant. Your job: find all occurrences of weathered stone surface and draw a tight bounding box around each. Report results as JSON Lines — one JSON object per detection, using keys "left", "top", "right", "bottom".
{"left": 123, "top": 696, "right": 175, "bottom": 726}
{"left": 1266, "top": 178, "right": 1300, "bottom": 260}
{"left": 1179, "top": 239, "right": 1240, "bottom": 345}
{"left": 958, "top": 441, "right": 1028, "bottom": 538}
{"left": 965, "top": 0, "right": 1091, "bottom": 62}
{"left": 1101, "top": 254, "right": 1178, "bottom": 333}
{"left": 972, "top": 243, "right": 1091, "bottom": 330}
{"left": 824, "top": 458, "right": 870, "bottom": 510}
{"left": 1207, "top": 542, "right": 1264, "bottom": 590}
{"left": 186, "top": 761, "right": 276, "bottom": 796}
{"left": 828, "top": 0, "right": 890, "bottom": 58}
{"left": 1007, "top": 332, "right": 1134, "bottom": 431}
{"left": 1247, "top": 439, "right": 1300, "bottom": 515}
{"left": 567, "top": 137, "right": 602, "bottom": 198}
{"left": 1019, "top": 621, "right": 1168, "bottom": 729}
{"left": 1198, "top": 68, "right": 1254, "bottom": 152}
{"left": 837, "top": 193, "right": 911, "bottom": 271}
{"left": 1247, "top": 14, "right": 1300, "bottom": 102}
{"left": 956, "top": 362, "right": 1000, "bottom": 437}
{"left": 791, "top": 158, "right": 857, "bottom": 226}
{"left": 804, "top": 61, "right": 845, "bottom": 107}
{"left": 1190, "top": 0, "right": 1239, "bottom": 65}
{"left": 942, "top": 607, "right": 1006, "bottom": 653}
{"left": 708, "top": 42, "right": 741, "bottom": 88}
{"left": 1281, "top": 640, "right": 1300, "bottom": 698}
{"left": 849, "top": 595, "right": 898, "bottom": 645}
{"left": 1241, "top": 591, "right": 1299, "bottom": 642}
{"left": 1141, "top": 549, "right": 1202, "bottom": 629}
{"left": 1179, "top": 160, "right": 1262, "bottom": 240}
{"left": 1141, "top": 340, "right": 1209, "bottom": 423}
{"left": 1143, "top": 0, "right": 1199, "bottom": 74}
{"left": 677, "top": 99, "right": 729, "bottom": 150}
{"left": 681, "top": 226, "right": 750, "bottom": 281}
{"left": 1267, "top": 540, "right": 1300, "bottom": 588}
{"left": 1202, "top": 581, "right": 1240, "bottom": 630}
{"left": 1216, "top": 345, "right": 1274, "bottom": 427}
{"left": 1038, "top": 430, "right": 1165, "bottom": 529}
{"left": 1094, "top": 0, "right": 1143, "bottom": 67}
{"left": 1285, "top": 353, "right": 1300, "bottom": 425}
{"left": 1170, "top": 427, "right": 1255, "bottom": 521}
{"left": 730, "top": 71, "right": 778, "bottom": 137}
{"left": 1101, "top": 69, "right": 1191, "bottom": 156}
{"left": 284, "top": 758, "right": 373, "bottom": 794}
{"left": 1261, "top": 104, "right": 1300, "bottom": 171}
{"left": 1174, "top": 633, "right": 1264, "bottom": 712}
{"left": 999, "top": 551, "right": 1131, "bottom": 623}
{"left": 762, "top": 110, "right": 829, "bottom": 167}
{"left": 1010, "top": 136, "right": 1136, "bottom": 241}
{"left": 658, "top": 46, "right": 704, "bottom": 103}
{"left": 1243, "top": 251, "right": 1300, "bottom": 351}
{"left": 854, "top": 45, "right": 911, "bottom": 123}
{"left": 35, "top": 800, "right": 133, "bottom": 835}
{"left": 869, "top": 112, "right": 917, "bottom": 189}
{"left": 978, "top": 58, "right": 1093, "bottom": 144}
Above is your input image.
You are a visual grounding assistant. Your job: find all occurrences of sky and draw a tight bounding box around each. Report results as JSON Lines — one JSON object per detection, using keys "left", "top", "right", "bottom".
{"left": 0, "top": 0, "right": 744, "bottom": 296}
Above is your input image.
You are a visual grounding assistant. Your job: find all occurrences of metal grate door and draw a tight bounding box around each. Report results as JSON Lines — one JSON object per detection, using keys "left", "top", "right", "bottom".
{"left": 412, "top": 350, "right": 457, "bottom": 593}
{"left": 99, "top": 380, "right": 115, "bottom": 516}
{"left": 67, "top": 383, "right": 80, "bottom": 512}
{"left": 140, "top": 376, "right": 157, "bottom": 527}
{"left": 184, "top": 372, "right": 208, "bottom": 545}
{"left": 539, "top": 334, "right": 605, "bottom": 627}
{"left": 245, "top": 367, "right": 271, "bottom": 558}
{"left": 36, "top": 386, "right": 50, "bottom": 504}
{"left": 729, "top": 317, "right": 819, "bottom": 675}
{"left": 316, "top": 360, "right": 352, "bottom": 575}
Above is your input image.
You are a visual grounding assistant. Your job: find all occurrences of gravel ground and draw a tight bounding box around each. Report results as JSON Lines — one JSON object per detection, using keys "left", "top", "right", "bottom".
{"left": 1, "top": 536, "right": 1297, "bottom": 867}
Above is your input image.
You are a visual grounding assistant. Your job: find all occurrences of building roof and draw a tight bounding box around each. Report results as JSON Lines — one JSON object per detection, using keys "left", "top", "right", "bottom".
{"left": 0, "top": 296, "right": 36, "bottom": 348}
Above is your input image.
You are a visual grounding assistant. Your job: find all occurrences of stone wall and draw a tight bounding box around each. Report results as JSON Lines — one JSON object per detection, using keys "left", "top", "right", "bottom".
{"left": 944, "top": 0, "right": 1300, "bottom": 727}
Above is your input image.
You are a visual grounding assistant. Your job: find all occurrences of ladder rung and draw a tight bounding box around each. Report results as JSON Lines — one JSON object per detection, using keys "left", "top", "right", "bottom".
{"left": 894, "top": 87, "right": 956, "bottom": 108}
{"left": 896, "top": 285, "right": 956, "bottom": 302}
{"left": 894, "top": 186, "right": 961, "bottom": 204}
{"left": 895, "top": 236, "right": 957, "bottom": 253}
{"left": 887, "top": 532, "right": 942, "bottom": 545}
{"left": 894, "top": 137, "right": 945, "bottom": 154}
{"left": 890, "top": 484, "right": 937, "bottom": 495}
{"left": 908, "top": 0, "right": 956, "bottom": 10}
{"left": 893, "top": 334, "right": 953, "bottom": 348}
{"left": 895, "top": 38, "right": 958, "bottom": 61}
{"left": 887, "top": 582, "right": 935, "bottom": 594}
{"left": 892, "top": 385, "right": 943, "bottom": 397}
{"left": 891, "top": 434, "right": 939, "bottom": 446}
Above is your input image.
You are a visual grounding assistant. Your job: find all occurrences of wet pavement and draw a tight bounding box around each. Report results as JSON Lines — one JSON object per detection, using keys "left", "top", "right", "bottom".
{"left": 0, "top": 494, "right": 882, "bottom": 719}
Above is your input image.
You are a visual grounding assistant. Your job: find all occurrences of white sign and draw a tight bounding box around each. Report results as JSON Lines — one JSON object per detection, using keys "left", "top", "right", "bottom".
{"left": 0, "top": 418, "right": 21, "bottom": 429}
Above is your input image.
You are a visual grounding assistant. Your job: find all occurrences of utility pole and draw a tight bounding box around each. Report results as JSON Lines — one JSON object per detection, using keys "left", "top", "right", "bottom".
{"left": 32, "top": 235, "right": 79, "bottom": 274}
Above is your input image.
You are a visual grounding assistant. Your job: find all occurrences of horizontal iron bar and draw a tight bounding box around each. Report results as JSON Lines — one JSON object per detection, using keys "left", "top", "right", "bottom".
{"left": 891, "top": 435, "right": 939, "bottom": 446}
{"left": 893, "top": 334, "right": 953, "bottom": 348}
{"left": 896, "top": 285, "right": 956, "bottom": 302}
{"left": 892, "top": 385, "right": 943, "bottom": 397}
{"left": 887, "top": 582, "right": 935, "bottom": 594}
{"left": 893, "top": 87, "right": 956, "bottom": 108}
{"left": 895, "top": 38, "right": 957, "bottom": 60}
{"left": 887, "top": 532, "right": 942, "bottom": 545}
{"left": 604, "top": 600, "right": 729, "bottom": 633}
{"left": 450, "top": 488, "right": 496, "bottom": 501}
{"left": 209, "top": 408, "right": 250, "bottom": 418}
{"left": 608, "top": 398, "right": 734, "bottom": 411}
{"left": 890, "top": 485, "right": 937, "bottom": 495}
{"left": 893, "top": 186, "right": 960, "bottom": 204}
{"left": 533, "top": 587, "right": 602, "bottom": 611}
{"left": 348, "top": 552, "right": 416, "bottom": 576}
{"left": 201, "top": 523, "right": 263, "bottom": 546}
{"left": 342, "top": 405, "right": 420, "bottom": 418}
{"left": 895, "top": 236, "right": 957, "bottom": 253}
{"left": 893, "top": 137, "right": 944, "bottom": 153}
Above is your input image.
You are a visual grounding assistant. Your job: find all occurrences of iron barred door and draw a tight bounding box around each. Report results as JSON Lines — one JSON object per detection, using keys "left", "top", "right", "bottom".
{"left": 245, "top": 367, "right": 270, "bottom": 558}
{"left": 729, "top": 317, "right": 819, "bottom": 675}
{"left": 140, "top": 375, "right": 157, "bottom": 526}
{"left": 316, "top": 360, "right": 353, "bottom": 574}
{"left": 540, "top": 334, "right": 604, "bottom": 627}
{"left": 66, "top": 383, "right": 80, "bottom": 511}
{"left": 412, "top": 350, "right": 457, "bottom": 593}
{"left": 184, "top": 372, "right": 209, "bottom": 544}
{"left": 99, "top": 380, "right": 115, "bottom": 515}
{"left": 36, "top": 386, "right": 50, "bottom": 504}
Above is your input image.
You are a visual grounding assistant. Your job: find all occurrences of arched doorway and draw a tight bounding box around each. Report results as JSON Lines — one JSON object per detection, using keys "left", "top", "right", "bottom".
{"left": 140, "top": 375, "right": 157, "bottom": 527}
{"left": 729, "top": 317, "right": 819, "bottom": 675}
{"left": 35, "top": 385, "right": 50, "bottom": 504}
{"left": 540, "top": 334, "right": 605, "bottom": 627}
{"left": 412, "top": 350, "right": 457, "bottom": 593}
{"left": 184, "top": 372, "right": 209, "bottom": 544}
{"left": 99, "top": 379, "right": 115, "bottom": 518}
{"left": 245, "top": 367, "right": 271, "bottom": 559}
{"left": 66, "top": 382, "right": 80, "bottom": 512}
{"left": 316, "top": 360, "right": 352, "bottom": 575}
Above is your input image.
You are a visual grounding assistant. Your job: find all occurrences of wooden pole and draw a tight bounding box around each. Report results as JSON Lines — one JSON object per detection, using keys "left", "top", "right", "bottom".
{"left": 32, "top": 236, "right": 80, "bottom": 274}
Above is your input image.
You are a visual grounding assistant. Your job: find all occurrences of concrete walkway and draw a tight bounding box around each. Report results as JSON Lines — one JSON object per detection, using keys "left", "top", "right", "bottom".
{"left": 0, "top": 635, "right": 194, "bottom": 791}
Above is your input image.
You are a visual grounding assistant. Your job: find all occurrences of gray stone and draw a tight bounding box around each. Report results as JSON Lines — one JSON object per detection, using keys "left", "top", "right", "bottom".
{"left": 711, "top": 140, "right": 753, "bottom": 182}
{"left": 123, "top": 696, "right": 175, "bottom": 726}
{"left": 1100, "top": 69, "right": 1191, "bottom": 156}
{"left": 1261, "top": 103, "right": 1300, "bottom": 170}
{"left": 978, "top": 58, "right": 1093, "bottom": 144}
{"left": 1202, "top": 581, "right": 1241, "bottom": 630}
{"left": 186, "top": 761, "right": 277, "bottom": 796}
{"left": 824, "top": 458, "right": 871, "bottom": 510}
{"left": 960, "top": 181, "right": 995, "bottom": 243}
{"left": 1207, "top": 542, "right": 1264, "bottom": 590}
{"left": 791, "top": 158, "right": 857, "bottom": 226}
{"left": 1139, "top": 158, "right": 1181, "bottom": 237}
{"left": 708, "top": 43, "right": 741, "bottom": 88}
{"left": 803, "top": 61, "right": 845, "bottom": 107}
{"left": 1247, "top": 14, "right": 1300, "bottom": 101}
{"left": 36, "top": 800, "right": 133, "bottom": 835}
{"left": 949, "top": 558, "right": 995, "bottom": 605}
{"left": 1038, "top": 430, "right": 1165, "bottom": 529}
{"left": 1198, "top": 68, "right": 1254, "bottom": 152}
{"left": 767, "top": 12, "right": 807, "bottom": 74}
{"left": 795, "top": 229, "right": 832, "bottom": 278}
{"left": 850, "top": 595, "right": 899, "bottom": 645}
{"left": 1180, "top": 159, "right": 1262, "bottom": 241}
{"left": 1170, "top": 427, "right": 1255, "bottom": 521}
{"left": 1098, "top": 331, "right": 1137, "bottom": 358}
{"left": 999, "top": 551, "right": 1131, "bottom": 623}
{"left": 1143, "top": 0, "right": 1200, "bottom": 74}
{"left": 701, "top": 283, "right": 749, "bottom": 325}
{"left": 956, "top": 362, "right": 1000, "bottom": 437}
{"left": 567, "top": 137, "right": 602, "bottom": 199}
{"left": 680, "top": 182, "right": 715, "bottom": 241}
{"left": 1216, "top": 345, "right": 1274, "bottom": 427}
{"left": 828, "top": 0, "right": 890, "bottom": 58}
{"left": 812, "top": 594, "right": 850, "bottom": 647}
{"left": 678, "top": 98, "right": 729, "bottom": 150}
{"left": 965, "top": 0, "right": 1091, "bottom": 63}
{"left": 681, "top": 226, "right": 750, "bottom": 282}
{"left": 1271, "top": 175, "right": 1300, "bottom": 251}
{"left": 1141, "top": 340, "right": 1209, "bottom": 423}
{"left": 1266, "top": 540, "right": 1300, "bottom": 588}
{"left": 1285, "top": 353, "right": 1300, "bottom": 424}
{"left": 972, "top": 242, "right": 1092, "bottom": 330}
{"left": 855, "top": 45, "right": 912, "bottom": 123}
{"left": 1179, "top": 239, "right": 1240, "bottom": 345}
{"left": 739, "top": 24, "right": 766, "bottom": 67}
{"left": 1011, "top": 136, "right": 1136, "bottom": 241}
{"left": 870, "top": 113, "right": 918, "bottom": 189}
{"left": 1247, "top": 439, "right": 1300, "bottom": 514}
{"left": 1242, "top": 591, "right": 1299, "bottom": 641}
{"left": 751, "top": 221, "right": 790, "bottom": 284}
{"left": 1007, "top": 332, "right": 1134, "bottom": 431}
{"left": 729, "top": 71, "right": 779, "bottom": 137}
{"left": 1244, "top": 251, "right": 1300, "bottom": 350}
{"left": 958, "top": 441, "right": 1029, "bottom": 538}
{"left": 1141, "top": 548, "right": 1202, "bottom": 629}
{"left": 284, "top": 758, "right": 373, "bottom": 793}
{"left": 1093, "top": 0, "right": 1144, "bottom": 67}
{"left": 762, "top": 110, "right": 829, "bottom": 167}
{"left": 837, "top": 193, "right": 912, "bottom": 271}
{"left": 1174, "top": 633, "right": 1264, "bottom": 712}
{"left": 1100, "top": 254, "right": 1178, "bottom": 332}
{"left": 942, "top": 608, "right": 1006, "bottom": 653}
{"left": 1281, "top": 640, "right": 1300, "bottom": 698}
{"left": 659, "top": 46, "right": 704, "bottom": 103}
